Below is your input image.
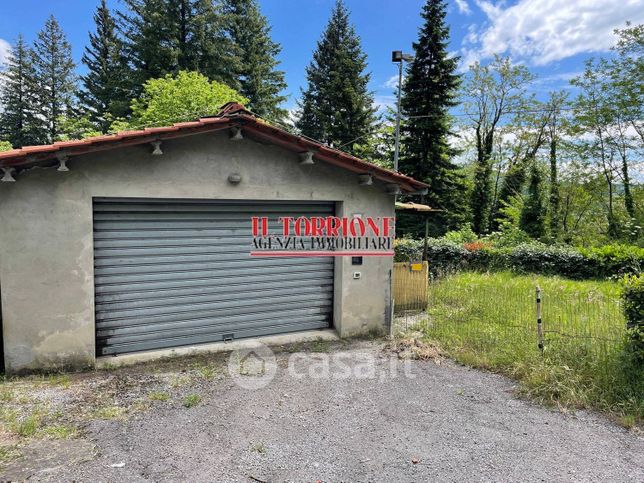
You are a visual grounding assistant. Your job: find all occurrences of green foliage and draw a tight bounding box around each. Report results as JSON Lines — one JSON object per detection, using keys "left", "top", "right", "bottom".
{"left": 394, "top": 237, "right": 643, "bottom": 279}
{"left": 393, "top": 238, "right": 426, "bottom": 263}
{"left": 0, "top": 141, "right": 13, "bottom": 152}
{"left": 119, "top": 0, "right": 177, "bottom": 87}
{"left": 296, "top": 0, "right": 376, "bottom": 155}
{"left": 519, "top": 163, "right": 546, "bottom": 239}
{"left": 80, "top": 0, "right": 131, "bottom": 132}
{"left": 32, "top": 15, "right": 77, "bottom": 142}
{"left": 443, "top": 226, "right": 477, "bottom": 244}
{"left": 222, "top": 0, "right": 287, "bottom": 121}
{"left": 421, "top": 271, "right": 643, "bottom": 424}
{"left": 0, "top": 34, "right": 44, "bottom": 147}
{"left": 463, "top": 55, "right": 535, "bottom": 235}
{"left": 581, "top": 245, "right": 644, "bottom": 278}
{"left": 126, "top": 71, "right": 248, "bottom": 128}
{"left": 485, "top": 226, "right": 532, "bottom": 249}
{"left": 622, "top": 275, "right": 643, "bottom": 362}
{"left": 120, "top": 0, "right": 236, "bottom": 90}
{"left": 56, "top": 115, "right": 102, "bottom": 141}
{"left": 399, "top": 0, "right": 468, "bottom": 234}
{"left": 182, "top": 393, "right": 201, "bottom": 408}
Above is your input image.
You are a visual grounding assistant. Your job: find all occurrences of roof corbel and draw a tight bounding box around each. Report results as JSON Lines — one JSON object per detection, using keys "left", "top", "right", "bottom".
{"left": 56, "top": 152, "right": 70, "bottom": 171}
{"left": 1, "top": 167, "right": 16, "bottom": 182}
{"left": 298, "top": 151, "right": 315, "bottom": 165}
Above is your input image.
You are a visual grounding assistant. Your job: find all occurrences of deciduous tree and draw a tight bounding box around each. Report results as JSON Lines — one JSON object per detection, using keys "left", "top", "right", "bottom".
{"left": 125, "top": 70, "right": 247, "bottom": 128}
{"left": 462, "top": 56, "right": 533, "bottom": 234}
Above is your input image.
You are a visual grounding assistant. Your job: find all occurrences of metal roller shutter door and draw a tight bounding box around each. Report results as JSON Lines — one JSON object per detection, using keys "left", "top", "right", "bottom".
{"left": 93, "top": 198, "right": 334, "bottom": 356}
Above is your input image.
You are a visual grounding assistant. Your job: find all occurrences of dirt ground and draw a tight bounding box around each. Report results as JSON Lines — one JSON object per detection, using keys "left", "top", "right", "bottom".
{"left": 1, "top": 339, "right": 642, "bottom": 482}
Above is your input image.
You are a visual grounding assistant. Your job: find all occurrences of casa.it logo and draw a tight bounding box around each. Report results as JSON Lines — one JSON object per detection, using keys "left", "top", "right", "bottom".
{"left": 250, "top": 215, "right": 395, "bottom": 257}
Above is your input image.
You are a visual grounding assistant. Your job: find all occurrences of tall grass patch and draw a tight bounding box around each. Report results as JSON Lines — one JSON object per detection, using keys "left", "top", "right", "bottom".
{"left": 421, "top": 272, "right": 643, "bottom": 424}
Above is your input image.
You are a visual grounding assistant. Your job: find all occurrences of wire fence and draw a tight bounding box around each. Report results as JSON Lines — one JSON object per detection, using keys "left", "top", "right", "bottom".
{"left": 393, "top": 272, "right": 628, "bottom": 371}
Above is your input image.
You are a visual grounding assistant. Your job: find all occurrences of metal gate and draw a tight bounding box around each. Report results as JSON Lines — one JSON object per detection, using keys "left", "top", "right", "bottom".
{"left": 93, "top": 198, "right": 335, "bottom": 356}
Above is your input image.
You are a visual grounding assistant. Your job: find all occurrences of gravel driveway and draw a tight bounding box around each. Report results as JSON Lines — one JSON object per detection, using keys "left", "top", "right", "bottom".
{"left": 2, "top": 341, "right": 643, "bottom": 482}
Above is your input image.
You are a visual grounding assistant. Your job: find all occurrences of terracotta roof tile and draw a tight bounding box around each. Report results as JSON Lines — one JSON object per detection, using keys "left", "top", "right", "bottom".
{"left": 0, "top": 103, "right": 428, "bottom": 192}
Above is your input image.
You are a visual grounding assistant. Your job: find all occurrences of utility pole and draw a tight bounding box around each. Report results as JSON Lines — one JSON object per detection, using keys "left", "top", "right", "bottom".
{"left": 391, "top": 51, "right": 414, "bottom": 172}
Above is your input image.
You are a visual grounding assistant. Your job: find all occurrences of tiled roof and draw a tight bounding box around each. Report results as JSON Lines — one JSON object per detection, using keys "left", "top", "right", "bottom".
{"left": 0, "top": 103, "right": 428, "bottom": 192}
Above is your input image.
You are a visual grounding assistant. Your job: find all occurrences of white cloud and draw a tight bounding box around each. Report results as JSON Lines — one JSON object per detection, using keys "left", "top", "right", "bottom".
{"left": 0, "top": 39, "right": 11, "bottom": 66}
{"left": 461, "top": 0, "right": 644, "bottom": 67}
{"left": 383, "top": 74, "right": 404, "bottom": 89}
{"left": 455, "top": 0, "right": 472, "bottom": 15}
{"left": 374, "top": 94, "right": 396, "bottom": 111}
{"left": 383, "top": 75, "right": 398, "bottom": 89}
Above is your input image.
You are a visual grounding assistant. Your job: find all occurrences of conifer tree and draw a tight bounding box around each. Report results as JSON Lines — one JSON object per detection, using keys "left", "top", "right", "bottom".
{"left": 171, "top": 0, "right": 239, "bottom": 87}
{"left": 221, "top": 0, "right": 286, "bottom": 120}
{"left": 520, "top": 163, "right": 546, "bottom": 239}
{"left": 399, "top": 0, "right": 468, "bottom": 235}
{"left": 120, "top": 0, "right": 178, "bottom": 89}
{"left": 296, "top": 0, "right": 376, "bottom": 153}
{"left": 120, "top": 0, "right": 239, "bottom": 96}
{"left": 32, "top": 15, "right": 77, "bottom": 142}
{"left": 80, "top": 0, "right": 130, "bottom": 132}
{"left": 0, "top": 34, "right": 44, "bottom": 147}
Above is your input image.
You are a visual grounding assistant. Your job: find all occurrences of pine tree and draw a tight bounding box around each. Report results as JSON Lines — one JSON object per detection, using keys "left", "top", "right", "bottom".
{"left": 120, "top": 0, "right": 179, "bottom": 89}
{"left": 296, "top": 0, "right": 376, "bottom": 153}
{"left": 171, "top": 0, "right": 240, "bottom": 87}
{"left": 399, "top": 0, "right": 468, "bottom": 235}
{"left": 520, "top": 162, "right": 546, "bottom": 239}
{"left": 0, "top": 34, "right": 44, "bottom": 147}
{"left": 80, "top": 0, "right": 130, "bottom": 132}
{"left": 32, "top": 15, "right": 77, "bottom": 142}
{"left": 222, "top": 0, "right": 287, "bottom": 121}
{"left": 120, "top": 0, "right": 239, "bottom": 97}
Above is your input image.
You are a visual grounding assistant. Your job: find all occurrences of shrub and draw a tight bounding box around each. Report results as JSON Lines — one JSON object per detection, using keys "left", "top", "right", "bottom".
{"left": 393, "top": 238, "right": 643, "bottom": 280}
{"left": 582, "top": 245, "right": 644, "bottom": 279}
{"left": 393, "top": 238, "right": 423, "bottom": 263}
{"left": 443, "top": 226, "right": 477, "bottom": 244}
{"left": 507, "top": 243, "right": 591, "bottom": 278}
{"left": 622, "top": 275, "right": 644, "bottom": 363}
{"left": 484, "top": 226, "right": 532, "bottom": 248}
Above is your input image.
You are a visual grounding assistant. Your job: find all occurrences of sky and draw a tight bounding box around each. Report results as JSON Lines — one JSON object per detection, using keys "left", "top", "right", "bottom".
{"left": 0, "top": 0, "right": 643, "bottom": 112}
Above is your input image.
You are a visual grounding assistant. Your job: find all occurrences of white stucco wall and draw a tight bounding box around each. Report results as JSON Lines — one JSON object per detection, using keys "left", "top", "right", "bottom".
{"left": 0, "top": 131, "right": 394, "bottom": 373}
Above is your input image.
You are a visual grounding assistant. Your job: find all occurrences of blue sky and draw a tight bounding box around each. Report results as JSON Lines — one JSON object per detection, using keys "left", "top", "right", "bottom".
{"left": 1, "top": 0, "right": 643, "bottom": 111}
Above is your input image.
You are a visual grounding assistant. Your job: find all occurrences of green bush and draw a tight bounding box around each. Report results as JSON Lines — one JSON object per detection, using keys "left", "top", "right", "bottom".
{"left": 622, "top": 275, "right": 644, "bottom": 363}
{"left": 443, "top": 226, "right": 478, "bottom": 244}
{"left": 394, "top": 238, "right": 643, "bottom": 280}
{"left": 393, "top": 238, "right": 424, "bottom": 263}
{"left": 507, "top": 243, "right": 590, "bottom": 278}
{"left": 583, "top": 245, "right": 644, "bottom": 279}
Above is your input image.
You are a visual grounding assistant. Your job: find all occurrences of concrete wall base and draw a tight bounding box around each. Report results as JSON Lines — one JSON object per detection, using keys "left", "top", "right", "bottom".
{"left": 95, "top": 329, "right": 340, "bottom": 369}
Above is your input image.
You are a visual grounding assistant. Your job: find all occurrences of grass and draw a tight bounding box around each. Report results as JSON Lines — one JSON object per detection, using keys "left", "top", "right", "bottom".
{"left": 310, "top": 339, "right": 331, "bottom": 353}
{"left": 195, "top": 364, "right": 217, "bottom": 380}
{"left": 42, "top": 424, "right": 77, "bottom": 439}
{"left": 0, "top": 445, "right": 20, "bottom": 467}
{"left": 17, "top": 414, "right": 42, "bottom": 437}
{"left": 148, "top": 391, "right": 170, "bottom": 402}
{"left": 417, "top": 271, "right": 643, "bottom": 426}
{"left": 93, "top": 406, "right": 126, "bottom": 420}
{"left": 250, "top": 442, "right": 267, "bottom": 454}
{"left": 46, "top": 374, "right": 71, "bottom": 388}
{"left": 183, "top": 394, "right": 201, "bottom": 408}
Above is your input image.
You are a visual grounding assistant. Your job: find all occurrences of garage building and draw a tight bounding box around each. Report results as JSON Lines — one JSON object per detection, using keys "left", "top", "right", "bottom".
{"left": 0, "top": 103, "right": 427, "bottom": 373}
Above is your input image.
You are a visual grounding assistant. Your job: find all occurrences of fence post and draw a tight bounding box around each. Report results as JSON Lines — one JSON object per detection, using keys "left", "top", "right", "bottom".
{"left": 536, "top": 286, "right": 544, "bottom": 353}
